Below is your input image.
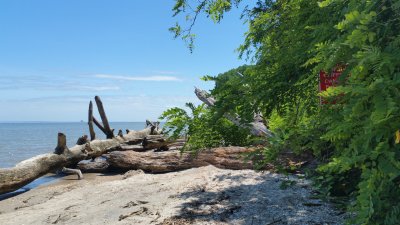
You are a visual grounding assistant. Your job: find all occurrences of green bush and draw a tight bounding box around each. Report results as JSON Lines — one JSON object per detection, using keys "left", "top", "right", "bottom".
{"left": 171, "top": 0, "right": 400, "bottom": 223}
{"left": 159, "top": 103, "right": 253, "bottom": 153}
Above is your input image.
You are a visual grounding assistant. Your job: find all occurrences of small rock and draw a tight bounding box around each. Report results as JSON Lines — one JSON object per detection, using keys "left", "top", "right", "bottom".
{"left": 123, "top": 169, "right": 145, "bottom": 179}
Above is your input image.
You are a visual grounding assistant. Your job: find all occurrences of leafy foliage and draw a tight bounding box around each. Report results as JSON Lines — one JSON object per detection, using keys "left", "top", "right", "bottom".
{"left": 170, "top": 0, "right": 400, "bottom": 224}
{"left": 201, "top": 65, "right": 259, "bottom": 123}
{"left": 159, "top": 103, "right": 253, "bottom": 153}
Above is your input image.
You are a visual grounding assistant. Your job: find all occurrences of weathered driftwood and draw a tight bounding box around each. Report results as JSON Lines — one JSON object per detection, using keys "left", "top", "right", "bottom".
{"left": 62, "top": 167, "right": 83, "bottom": 180}
{"left": 0, "top": 126, "right": 160, "bottom": 195}
{"left": 88, "top": 101, "right": 96, "bottom": 141}
{"left": 118, "top": 144, "right": 147, "bottom": 152}
{"left": 142, "top": 135, "right": 167, "bottom": 149}
{"left": 76, "top": 135, "right": 89, "bottom": 145}
{"left": 105, "top": 146, "right": 255, "bottom": 173}
{"left": 106, "top": 135, "right": 171, "bottom": 152}
{"left": 95, "top": 96, "right": 114, "bottom": 139}
{"left": 93, "top": 116, "right": 107, "bottom": 135}
{"left": 146, "top": 120, "right": 160, "bottom": 128}
{"left": 77, "top": 159, "right": 110, "bottom": 173}
{"left": 117, "top": 129, "right": 123, "bottom": 137}
{"left": 54, "top": 133, "right": 68, "bottom": 155}
{"left": 194, "top": 87, "right": 273, "bottom": 137}
{"left": 168, "top": 138, "right": 186, "bottom": 147}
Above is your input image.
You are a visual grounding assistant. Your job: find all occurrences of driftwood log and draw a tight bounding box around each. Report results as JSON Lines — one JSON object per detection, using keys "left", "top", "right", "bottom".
{"left": 106, "top": 146, "right": 255, "bottom": 173}
{"left": 95, "top": 96, "right": 114, "bottom": 139}
{"left": 77, "top": 159, "right": 110, "bottom": 173}
{"left": 194, "top": 87, "right": 273, "bottom": 137}
{"left": 88, "top": 101, "right": 96, "bottom": 141}
{"left": 62, "top": 167, "right": 83, "bottom": 180}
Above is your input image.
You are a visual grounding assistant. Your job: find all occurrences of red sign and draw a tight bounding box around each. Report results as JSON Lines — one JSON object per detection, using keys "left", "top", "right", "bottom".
{"left": 319, "top": 64, "right": 346, "bottom": 104}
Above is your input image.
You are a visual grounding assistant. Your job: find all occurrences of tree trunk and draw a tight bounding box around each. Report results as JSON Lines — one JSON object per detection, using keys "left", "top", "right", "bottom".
{"left": 77, "top": 159, "right": 110, "bottom": 173}
{"left": 105, "top": 146, "right": 255, "bottom": 173}
{"left": 88, "top": 101, "right": 96, "bottom": 141}
{"left": 95, "top": 96, "right": 114, "bottom": 139}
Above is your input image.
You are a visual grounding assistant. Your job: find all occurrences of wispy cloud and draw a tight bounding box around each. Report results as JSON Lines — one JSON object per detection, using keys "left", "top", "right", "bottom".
{"left": 72, "top": 85, "right": 120, "bottom": 91}
{"left": 0, "top": 75, "right": 122, "bottom": 92}
{"left": 151, "top": 70, "right": 180, "bottom": 75}
{"left": 15, "top": 95, "right": 90, "bottom": 103}
{"left": 94, "top": 74, "right": 182, "bottom": 81}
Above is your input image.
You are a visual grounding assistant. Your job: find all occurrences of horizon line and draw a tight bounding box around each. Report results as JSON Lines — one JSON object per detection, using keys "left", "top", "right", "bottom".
{"left": 0, "top": 121, "right": 164, "bottom": 123}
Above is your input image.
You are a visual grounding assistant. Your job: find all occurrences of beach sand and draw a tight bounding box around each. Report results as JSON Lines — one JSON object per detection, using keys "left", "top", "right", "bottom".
{"left": 0, "top": 166, "right": 346, "bottom": 225}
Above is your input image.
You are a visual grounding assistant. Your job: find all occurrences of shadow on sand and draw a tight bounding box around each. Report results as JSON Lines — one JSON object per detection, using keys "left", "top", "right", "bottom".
{"left": 162, "top": 173, "right": 345, "bottom": 225}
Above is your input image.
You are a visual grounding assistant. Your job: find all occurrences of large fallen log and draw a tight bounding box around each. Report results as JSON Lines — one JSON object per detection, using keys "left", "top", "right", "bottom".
{"left": 77, "top": 159, "right": 110, "bottom": 173}
{"left": 194, "top": 87, "right": 273, "bottom": 137}
{"left": 0, "top": 126, "right": 160, "bottom": 195}
{"left": 105, "top": 146, "right": 255, "bottom": 173}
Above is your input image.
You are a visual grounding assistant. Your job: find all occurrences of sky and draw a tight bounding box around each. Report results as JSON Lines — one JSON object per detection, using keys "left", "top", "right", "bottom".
{"left": 0, "top": 0, "right": 248, "bottom": 122}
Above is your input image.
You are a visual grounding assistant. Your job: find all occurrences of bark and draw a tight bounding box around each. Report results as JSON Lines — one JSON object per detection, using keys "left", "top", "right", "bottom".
{"left": 95, "top": 96, "right": 114, "bottom": 139}
{"left": 194, "top": 87, "right": 273, "bottom": 137}
{"left": 88, "top": 101, "right": 96, "bottom": 141}
{"left": 142, "top": 135, "right": 168, "bottom": 150}
{"left": 76, "top": 135, "right": 89, "bottom": 145}
{"left": 0, "top": 126, "right": 160, "bottom": 195}
{"left": 62, "top": 167, "right": 83, "bottom": 180}
{"left": 93, "top": 116, "right": 107, "bottom": 135}
{"left": 107, "top": 135, "right": 171, "bottom": 152}
{"left": 54, "top": 133, "right": 68, "bottom": 155}
{"left": 117, "top": 129, "right": 123, "bottom": 137}
{"left": 105, "top": 146, "right": 255, "bottom": 173}
{"left": 77, "top": 160, "right": 110, "bottom": 173}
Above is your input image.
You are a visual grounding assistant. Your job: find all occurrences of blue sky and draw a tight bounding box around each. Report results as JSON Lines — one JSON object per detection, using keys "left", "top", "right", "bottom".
{"left": 0, "top": 0, "right": 248, "bottom": 122}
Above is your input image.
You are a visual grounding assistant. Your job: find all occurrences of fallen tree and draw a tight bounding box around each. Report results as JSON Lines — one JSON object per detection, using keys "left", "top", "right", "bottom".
{"left": 106, "top": 146, "right": 255, "bottom": 173}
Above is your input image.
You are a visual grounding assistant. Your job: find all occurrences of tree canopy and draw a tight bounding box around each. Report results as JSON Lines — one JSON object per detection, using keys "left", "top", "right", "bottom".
{"left": 166, "top": 0, "right": 400, "bottom": 224}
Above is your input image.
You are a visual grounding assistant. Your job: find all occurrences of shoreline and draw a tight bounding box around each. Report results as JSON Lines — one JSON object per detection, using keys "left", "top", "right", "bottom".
{"left": 0, "top": 171, "right": 122, "bottom": 201}
{"left": 0, "top": 174, "right": 62, "bottom": 201}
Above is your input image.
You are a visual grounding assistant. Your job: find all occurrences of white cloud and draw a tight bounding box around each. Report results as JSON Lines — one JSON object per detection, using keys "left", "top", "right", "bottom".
{"left": 95, "top": 74, "right": 182, "bottom": 81}
{"left": 18, "top": 96, "right": 90, "bottom": 103}
{"left": 74, "top": 85, "right": 120, "bottom": 91}
{"left": 151, "top": 70, "right": 180, "bottom": 75}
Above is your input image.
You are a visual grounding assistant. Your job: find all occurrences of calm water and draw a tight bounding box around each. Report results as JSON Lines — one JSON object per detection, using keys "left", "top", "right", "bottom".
{"left": 0, "top": 122, "right": 147, "bottom": 168}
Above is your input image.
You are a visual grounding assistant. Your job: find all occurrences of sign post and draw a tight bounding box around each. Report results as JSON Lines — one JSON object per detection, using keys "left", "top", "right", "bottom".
{"left": 319, "top": 64, "right": 346, "bottom": 104}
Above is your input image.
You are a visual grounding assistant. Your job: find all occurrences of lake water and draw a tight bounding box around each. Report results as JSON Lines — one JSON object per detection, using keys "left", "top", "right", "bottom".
{"left": 0, "top": 122, "right": 147, "bottom": 168}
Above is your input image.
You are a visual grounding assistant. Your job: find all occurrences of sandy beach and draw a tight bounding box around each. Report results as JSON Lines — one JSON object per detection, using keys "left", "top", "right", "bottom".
{"left": 0, "top": 166, "right": 346, "bottom": 225}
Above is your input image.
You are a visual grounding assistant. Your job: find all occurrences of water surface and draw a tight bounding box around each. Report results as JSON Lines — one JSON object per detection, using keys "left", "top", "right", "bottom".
{"left": 0, "top": 122, "right": 146, "bottom": 168}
